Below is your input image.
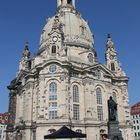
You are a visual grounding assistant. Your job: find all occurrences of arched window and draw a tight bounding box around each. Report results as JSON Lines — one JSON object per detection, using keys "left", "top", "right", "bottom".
{"left": 52, "top": 45, "right": 56, "bottom": 55}
{"left": 111, "top": 63, "right": 115, "bottom": 71}
{"left": 73, "top": 85, "right": 79, "bottom": 102}
{"left": 49, "top": 82, "right": 57, "bottom": 100}
{"left": 49, "top": 64, "right": 57, "bottom": 73}
{"left": 96, "top": 88, "right": 102, "bottom": 104}
{"left": 49, "top": 82, "right": 57, "bottom": 119}
{"left": 88, "top": 53, "right": 93, "bottom": 63}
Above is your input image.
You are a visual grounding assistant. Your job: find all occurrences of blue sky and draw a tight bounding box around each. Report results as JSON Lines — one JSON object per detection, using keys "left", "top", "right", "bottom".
{"left": 0, "top": 0, "right": 140, "bottom": 112}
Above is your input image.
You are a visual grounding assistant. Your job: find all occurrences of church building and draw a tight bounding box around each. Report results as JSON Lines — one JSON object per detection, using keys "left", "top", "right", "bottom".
{"left": 6, "top": 0, "right": 134, "bottom": 139}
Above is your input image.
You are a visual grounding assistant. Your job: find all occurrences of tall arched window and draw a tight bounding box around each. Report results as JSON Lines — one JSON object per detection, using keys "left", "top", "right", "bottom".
{"left": 73, "top": 85, "right": 80, "bottom": 120}
{"left": 49, "top": 82, "right": 57, "bottom": 100}
{"left": 96, "top": 87, "right": 103, "bottom": 121}
{"left": 88, "top": 53, "right": 93, "bottom": 63}
{"left": 96, "top": 88, "right": 102, "bottom": 104}
{"left": 73, "top": 85, "right": 79, "bottom": 102}
{"left": 52, "top": 45, "right": 56, "bottom": 55}
{"left": 49, "top": 82, "right": 57, "bottom": 119}
{"left": 111, "top": 63, "right": 115, "bottom": 71}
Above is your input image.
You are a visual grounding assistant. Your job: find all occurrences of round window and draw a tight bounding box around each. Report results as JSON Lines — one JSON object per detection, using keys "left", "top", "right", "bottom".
{"left": 49, "top": 64, "right": 57, "bottom": 73}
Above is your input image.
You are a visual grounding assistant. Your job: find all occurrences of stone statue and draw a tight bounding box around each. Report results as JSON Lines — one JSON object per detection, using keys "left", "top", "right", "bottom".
{"left": 108, "top": 96, "right": 123, "bottom": 140}
{"left": 108, "top": 96, "right": 117, "bottom": 121}
{"left": 22, "top": 42, "right": 30, "bottom": 60}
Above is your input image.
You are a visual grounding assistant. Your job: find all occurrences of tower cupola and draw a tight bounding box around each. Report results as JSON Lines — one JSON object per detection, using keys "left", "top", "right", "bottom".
{"left": 105, "top": 34, "right": 126, "bottom": 76}
{"left": 19, "top": 42, "right": 31, "bottom": 71}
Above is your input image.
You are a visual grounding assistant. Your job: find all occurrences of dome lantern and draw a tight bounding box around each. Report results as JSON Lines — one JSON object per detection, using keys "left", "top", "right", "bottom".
{"left": 57, "top": 0, "right": 75, "bottom": 8}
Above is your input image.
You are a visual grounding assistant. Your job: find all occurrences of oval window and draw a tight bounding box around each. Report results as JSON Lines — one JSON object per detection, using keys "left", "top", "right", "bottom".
{"left": 49, "top": 64, "right": 57, "bottom": 73}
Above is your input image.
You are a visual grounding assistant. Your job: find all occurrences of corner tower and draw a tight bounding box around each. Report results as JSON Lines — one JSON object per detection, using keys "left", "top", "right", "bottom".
{"left": 105, "top": 34, "right": 126, "bottom": 77}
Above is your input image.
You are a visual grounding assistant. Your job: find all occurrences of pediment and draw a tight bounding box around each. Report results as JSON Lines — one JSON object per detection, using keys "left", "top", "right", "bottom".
{"left": 48, "top": 29, "right": 63, "bottom": 37}
{"left": 84, "top": 63, "right": 115, "bottom": 78}
{"left": 48, "top": 30, "right": 63, "bottom": 44}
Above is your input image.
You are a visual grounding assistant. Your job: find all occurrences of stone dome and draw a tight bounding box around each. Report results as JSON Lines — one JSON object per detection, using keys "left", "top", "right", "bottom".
{"left": 39, "top": 5, "right": 94, "bottom": 50}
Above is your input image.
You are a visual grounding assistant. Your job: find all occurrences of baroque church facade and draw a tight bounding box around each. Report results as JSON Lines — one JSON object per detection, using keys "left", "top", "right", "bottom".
{"left": 6, "top": 0, "right": 134, "bottom": 140}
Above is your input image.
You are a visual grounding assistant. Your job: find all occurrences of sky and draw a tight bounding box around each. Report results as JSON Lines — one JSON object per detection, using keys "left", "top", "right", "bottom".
{"left": 0, "top": 0, "right": 140, "bottom": 112}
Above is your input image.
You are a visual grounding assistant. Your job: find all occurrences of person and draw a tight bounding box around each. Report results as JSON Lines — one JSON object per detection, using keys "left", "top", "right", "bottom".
{"left": 102, "top": 134, "right": 108, "bottom": 140}
{"left": 108, "top": 96, "right": 117, "bottom": 121}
